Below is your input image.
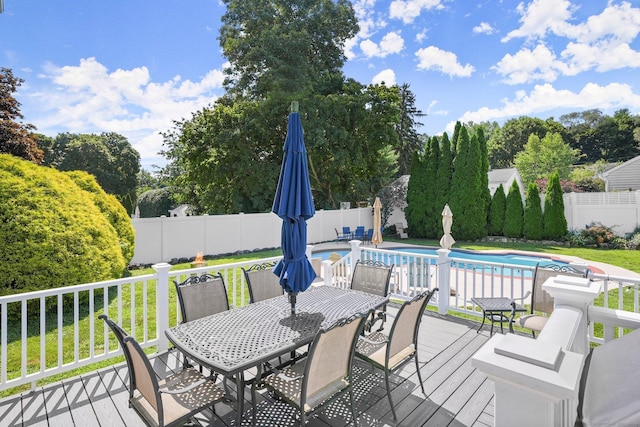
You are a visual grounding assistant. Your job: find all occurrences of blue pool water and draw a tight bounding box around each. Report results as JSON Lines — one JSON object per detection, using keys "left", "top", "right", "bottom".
{"left": 313, "top": 247, "right": 566, "bottom": 269}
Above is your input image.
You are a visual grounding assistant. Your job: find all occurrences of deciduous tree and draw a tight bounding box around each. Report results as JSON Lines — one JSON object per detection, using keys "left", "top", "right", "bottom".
{"left": 0, "top": 68, "right": 43, "bottom": 163}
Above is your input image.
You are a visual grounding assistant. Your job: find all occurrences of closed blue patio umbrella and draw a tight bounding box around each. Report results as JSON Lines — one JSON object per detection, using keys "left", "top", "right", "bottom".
{"left": 272, "top": 102, "right": 316, "bottom": 314}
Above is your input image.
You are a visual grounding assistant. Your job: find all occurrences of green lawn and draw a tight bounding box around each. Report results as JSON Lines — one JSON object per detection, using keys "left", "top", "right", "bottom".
{"left": 2, "top": 241, "right": 638, "bottom": 398}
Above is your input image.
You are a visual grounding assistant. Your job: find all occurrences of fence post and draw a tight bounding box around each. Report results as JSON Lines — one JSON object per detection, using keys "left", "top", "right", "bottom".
{"left": 153, "top": 262, "right": 172, "bottom": 352}
{"left": 436, "top": 249, "right": 451, "bottom": 314}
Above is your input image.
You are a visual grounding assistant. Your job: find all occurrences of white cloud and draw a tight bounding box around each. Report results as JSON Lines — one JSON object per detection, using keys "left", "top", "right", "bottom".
{"left": 473, "top": 22, "right": 494, "bottom": 35}
{"left": 497, "top": 2, "right": 640, "bottom": 81}
{"left": 415, "top": 46, "right": 475, "bottom": 77}
{"left": 28, "top": 57, "right": 225, "bottom": 167}
{"left": 458, "top": 82, "right": 640, "bottom": 124}
{"left": 372, "top": 69, "right": 397, "bottom": 86}
{"left": 501, "top": 0, "right": 574, "bottom": 42}
{"left": 360, "top": 31, "right": 405, "bottom": 58}
{"left": 389, "top": 0, "right": 446, "bottom": 24}
{"left": 493, "top": 43, "right": 568, "bottom": 84}
{"left": 416, "top": 29, "right": 428, "bottom": 43}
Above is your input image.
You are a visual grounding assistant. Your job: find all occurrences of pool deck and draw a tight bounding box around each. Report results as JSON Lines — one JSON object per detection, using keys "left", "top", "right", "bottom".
{"left": 311, "top": 240, "right": 640, "bottom": 279}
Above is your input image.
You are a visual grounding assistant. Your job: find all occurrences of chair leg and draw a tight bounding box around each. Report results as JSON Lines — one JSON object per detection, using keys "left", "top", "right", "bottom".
{"left": 414, "top": 355, "right": 426, "bottom": 397}
{"left": 349, "top": 388, "right": 358, "bottom": 427}
{"left": 385, "top": 367, "right": 397, "bottom": 420}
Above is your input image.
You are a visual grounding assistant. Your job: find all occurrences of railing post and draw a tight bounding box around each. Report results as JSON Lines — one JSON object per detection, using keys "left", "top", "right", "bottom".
{"left": 321, "top": 260, "right": 333, "bottom": 287}
{"left": 349, "top": 240, "right": 362, "bottom": 272}
{"left": 436, "top": 248, "right": 451, "bottom": 314}
{"left": 153, "top": 262, "right": 172, "bottom": 352}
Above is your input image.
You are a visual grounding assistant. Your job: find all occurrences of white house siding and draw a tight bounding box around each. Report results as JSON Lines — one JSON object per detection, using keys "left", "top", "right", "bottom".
{"left": 602, "top": 155, "right": 640, "bottom": 192}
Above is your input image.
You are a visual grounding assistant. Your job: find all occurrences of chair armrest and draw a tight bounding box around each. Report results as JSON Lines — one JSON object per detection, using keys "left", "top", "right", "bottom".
{"left": 508, "top": 291, "right": 531, "bottom": 323}
{"left": 159, "top": 373, "right": 216, "bottom": 395}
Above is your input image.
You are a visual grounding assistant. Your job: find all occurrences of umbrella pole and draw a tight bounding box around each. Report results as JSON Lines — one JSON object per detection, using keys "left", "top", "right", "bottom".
{"left": 288, "top": 291, "right": 297, "bottom": 315}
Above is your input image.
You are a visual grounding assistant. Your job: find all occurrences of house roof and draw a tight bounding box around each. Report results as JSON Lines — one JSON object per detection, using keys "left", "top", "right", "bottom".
{"left": 488, "top": 168, "right": 519, "bottom": 185}
{"left": 601, "top": 155, "right": 640, "bottom": 178}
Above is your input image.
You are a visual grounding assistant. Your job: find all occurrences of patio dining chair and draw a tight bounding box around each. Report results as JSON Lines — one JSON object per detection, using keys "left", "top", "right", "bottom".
{"left": 123, "top": 334, "right": 227, "bottom": 427}
{"left": 174, "top": 273, "right": 230, "bottom": 369}
{"left": 255, "top": 311, "right": 369, "bottom": 426}
{"left": 355, "top": 288, "right": 437, "bottom": 420}
{"left": 509, "top": 263, "right": 588, "bottom": 337}
{"left": 174, "top": 272, "right": 229, "bottom": 323}
{"left": 242, "top": 261, "right": 284, "bottom": 303}
{"left": 354, "top": 226, "right": 365, "bottom": 240}
{"left": 350, "top": 260, "right": 394, "bottom": 332}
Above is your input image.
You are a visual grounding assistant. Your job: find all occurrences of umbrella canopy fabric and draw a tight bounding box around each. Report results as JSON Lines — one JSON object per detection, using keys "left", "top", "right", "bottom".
{"left": 439, "top": 204, "right": 455, "bottom": 249}
{"left": 371, "top": 197, "right": 383, "bottom": 246}
{"left": 272, "top": 111, "right": 316, "bottom": 295}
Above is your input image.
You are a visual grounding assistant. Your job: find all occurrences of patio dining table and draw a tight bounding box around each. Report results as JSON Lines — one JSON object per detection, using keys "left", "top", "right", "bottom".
{"left": 165, "top": 285, "right": 388, "bottom": 424}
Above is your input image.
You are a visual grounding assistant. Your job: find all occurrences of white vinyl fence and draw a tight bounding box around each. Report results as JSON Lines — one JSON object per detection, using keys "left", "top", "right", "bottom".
{"left": 131, "top": 207, "right": 375, "bottom": 264}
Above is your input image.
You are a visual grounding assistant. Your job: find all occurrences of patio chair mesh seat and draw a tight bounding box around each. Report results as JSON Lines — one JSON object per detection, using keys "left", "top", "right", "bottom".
{"left": 99, "top": 314, "right": 227, "bottom": 427}
{"left": 259, "top": 312, "right": 368, "bottom": 426}
{"left": 242, "top": 262, "right": 284, "bottom": 303}
{"left": 355, "top": 289, "right": 437, "bottom": 420}
{"left": 125, "top": 335, "right": 227, "bottom": 427}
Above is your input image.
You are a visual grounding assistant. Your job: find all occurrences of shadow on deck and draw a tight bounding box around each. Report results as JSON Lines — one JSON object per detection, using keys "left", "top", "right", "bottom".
{"left": 0, "top": 308, "right": 496, "bottom": 427}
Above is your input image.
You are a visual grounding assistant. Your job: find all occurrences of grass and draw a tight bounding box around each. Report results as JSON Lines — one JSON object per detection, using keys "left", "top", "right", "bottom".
{"left": 2, "top": 240, "right": 639, "bottom": 398}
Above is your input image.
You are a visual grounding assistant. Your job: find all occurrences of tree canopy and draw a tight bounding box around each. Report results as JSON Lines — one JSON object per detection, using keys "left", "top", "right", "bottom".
{"left": 163, "top": 0, "right": 410, "bottom": 213}
{"left": 0, "top": 68, "right": 43, "bottom": 163}
{"left": 44, "top": 132, "right": 141, "bottom": 214}
{"left": 514, "top": 132, "right": 581, "bottom": 186}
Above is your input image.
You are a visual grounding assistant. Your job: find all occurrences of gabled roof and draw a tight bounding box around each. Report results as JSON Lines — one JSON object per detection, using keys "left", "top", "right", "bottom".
{"left": 488, "top": 168, "right": 519, "bottom": 185}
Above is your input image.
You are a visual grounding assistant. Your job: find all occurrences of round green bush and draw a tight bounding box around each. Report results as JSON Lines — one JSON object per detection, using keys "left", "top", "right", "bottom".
{"left": 65, "top": 170, "right": 135, "bottom": 264}
{"left": 0, "top": 154, "right": 126, "bottom": 298}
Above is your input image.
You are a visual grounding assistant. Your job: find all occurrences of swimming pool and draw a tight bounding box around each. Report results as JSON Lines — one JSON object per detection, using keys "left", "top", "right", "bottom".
{"left": 312, "top": 247, "right": 567, "bottom": 270}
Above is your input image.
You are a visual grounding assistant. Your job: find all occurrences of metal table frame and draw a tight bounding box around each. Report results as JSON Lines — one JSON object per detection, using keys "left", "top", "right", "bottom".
{"left": 471, "top": 297, "right": 526, "bottom": 336}
{"left": 165, "top": 285, "right": 388, "bottom": 424}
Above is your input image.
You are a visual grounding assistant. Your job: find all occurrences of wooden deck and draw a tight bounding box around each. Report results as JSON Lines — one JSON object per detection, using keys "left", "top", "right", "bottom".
{"left": 0, "top": 307, "right": 497, "bottom": 427}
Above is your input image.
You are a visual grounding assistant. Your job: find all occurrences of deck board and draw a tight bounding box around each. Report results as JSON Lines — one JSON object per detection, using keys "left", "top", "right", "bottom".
{"left": 1, "top": 309, "right": 498, "bottom": 427}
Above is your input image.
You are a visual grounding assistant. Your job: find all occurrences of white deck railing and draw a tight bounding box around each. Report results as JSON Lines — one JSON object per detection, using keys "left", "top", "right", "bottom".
{"left": 2, "top": 242, "right": 639, "bottom": 394}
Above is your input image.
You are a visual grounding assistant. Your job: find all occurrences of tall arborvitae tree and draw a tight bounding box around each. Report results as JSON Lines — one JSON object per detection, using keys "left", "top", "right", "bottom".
{"left": 434, "top": 132, "right": 453, "bottom": 227}
{"left": 503, "top": 180, "right": 524, "bottom": 238}
{"left": 523, "top": 182, "right": 543, "bottom": 240}
{"left": 424, "top": 135, "right": 440, "bottom": 238}
{"left": 543, "top": 171, "right": 568, "bottom": 239}
{"left": 450, "top": 126, "right": 485, "bottom": 240}
{"left": 466, "top": 133, "right": 487, "bottom": 239}
{"left": 395, "top": 83, "right": 425, "bottom": 177}
{"left": 449, "top": 126, "right": 469, "bottom": 239}
{"left": 450, "top": 121, "right": 461, "bottom": 159}
{"left": 405, "top": 151, "right": 427, "bottom": 237}
{"left": 489, "top": 184, "right": 507, "bottom": 235}
{"left": 477, "top": 128, "right": 491, "bottom": 231}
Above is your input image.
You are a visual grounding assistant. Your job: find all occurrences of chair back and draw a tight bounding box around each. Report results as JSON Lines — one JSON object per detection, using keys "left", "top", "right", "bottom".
{"left": 354, "top": 226, "right": 365, "bottom": 239}
{"left": 99, "top": 314, "right": 135, "bottom": 394}
{"left": 123, "top": 336, "right": 164, "bottom": 424}
{"left": 387, "top": 289, "right": 436, "bottom": 360}
{"left": 342, "top": 226, "right": 352, "bottom": 235}
{"left": 350, "top": 260, "right": 394, "bottom": 297}
{"left": 174, "top": 273, "right": 229, "bottom": 323}
{"left": 242, "top": 262, "right": 284, "bottom": 303}
{"left": 532, "top": 264, "right": 586, "bottom": 314}
{"left": 302, "top": 313, "right": 367, "bottom": 404}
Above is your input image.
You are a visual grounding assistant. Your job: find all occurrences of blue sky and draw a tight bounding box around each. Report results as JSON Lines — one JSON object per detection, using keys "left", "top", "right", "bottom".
{"left": 1, "top": 0, "right": 639, "bottom": 170}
